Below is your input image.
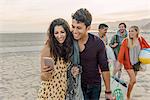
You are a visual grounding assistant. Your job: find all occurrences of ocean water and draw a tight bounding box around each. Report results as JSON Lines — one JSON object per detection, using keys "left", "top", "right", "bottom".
{"left": 0, "top": 33, "right": 46, "bottom": 53}
{"left": 0, "top": 32, "right": 150, "bottom": 53}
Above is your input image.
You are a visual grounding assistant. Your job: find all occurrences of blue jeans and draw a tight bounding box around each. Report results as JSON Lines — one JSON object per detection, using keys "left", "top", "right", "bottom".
{"left": 81, "top": 84, "right": 101, "bottom": 100}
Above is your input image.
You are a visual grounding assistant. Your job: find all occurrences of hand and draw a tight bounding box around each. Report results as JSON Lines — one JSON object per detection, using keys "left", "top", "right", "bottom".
{"left": 42, "top": 65, "right": 54, "bottom": 72}
{"left": 71, "top": 66, "right": 79, "bottom": 78}
{"left": 112, "top": 43, "right": 118, "bottom": 48}
{"left": 105, "top": 92, "right": 116, "bottom": 100}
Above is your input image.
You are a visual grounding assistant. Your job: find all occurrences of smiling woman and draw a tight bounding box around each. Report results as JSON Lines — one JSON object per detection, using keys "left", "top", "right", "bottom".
{"left": 117, "top": 26, "right": 150, "bottom": 100}
{"left": 37, "top": 18, "right": 84, "bottom": 100}
{"left": 37, "top": 18, "right": 74, "bottom": 100}
{"left": 54, "top": 26, "right": 67, "bottom": 44}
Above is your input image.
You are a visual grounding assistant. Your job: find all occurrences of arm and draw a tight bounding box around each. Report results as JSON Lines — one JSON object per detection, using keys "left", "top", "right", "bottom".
{"left": 98, "top": 41, "right": 111, "bottom": 91}
{"left": 98, "top": 40, "right": 115, "bottom": 99}
{"left": 40, "top": 45, "right": 53, "bottom": 81}
{"left": 102, "top": 72, "right": 111, "bottom": 91}
{"left": 118, "top": 39, "right": 126, "bottom": 64}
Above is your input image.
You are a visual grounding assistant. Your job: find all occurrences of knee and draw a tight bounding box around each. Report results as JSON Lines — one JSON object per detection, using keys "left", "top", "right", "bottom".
{"left": 130, "top": 78, "right": 136, "bottom": 85}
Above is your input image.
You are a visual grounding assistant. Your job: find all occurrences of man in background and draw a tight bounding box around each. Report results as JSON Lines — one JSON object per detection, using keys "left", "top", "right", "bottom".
{"left": 109, "top": 23, "right": 128, "bottom": 77}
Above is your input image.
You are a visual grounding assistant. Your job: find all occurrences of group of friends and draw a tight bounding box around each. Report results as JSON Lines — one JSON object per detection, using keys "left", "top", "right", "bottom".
{"left": 37, "top": 8, "right": 150, "bottom": 100}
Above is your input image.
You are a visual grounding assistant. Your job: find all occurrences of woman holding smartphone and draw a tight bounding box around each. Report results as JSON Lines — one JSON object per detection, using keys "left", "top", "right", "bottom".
{"left": 37, "top": 18, "right": 82, "bottom": 100}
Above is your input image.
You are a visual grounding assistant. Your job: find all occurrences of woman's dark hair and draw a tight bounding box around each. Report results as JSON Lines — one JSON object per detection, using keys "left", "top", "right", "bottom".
{"left": 47, "top": 18, "right": 73, "bottom": 63}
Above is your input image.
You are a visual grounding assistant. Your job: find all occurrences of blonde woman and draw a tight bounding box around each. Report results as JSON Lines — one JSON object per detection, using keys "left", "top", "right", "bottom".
{"left": 117, "top": 26, "right": 150, "bottom": 100}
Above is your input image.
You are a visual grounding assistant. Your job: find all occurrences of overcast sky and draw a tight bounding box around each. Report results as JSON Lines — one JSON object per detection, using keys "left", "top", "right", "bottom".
{"left": 0, "top": 0, "right": 150, "bottom": 33}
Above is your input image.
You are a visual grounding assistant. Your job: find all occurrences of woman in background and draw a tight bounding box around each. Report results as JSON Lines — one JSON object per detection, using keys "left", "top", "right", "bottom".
{"left": 117, "top": 26, "right": 150, "bottom": 100}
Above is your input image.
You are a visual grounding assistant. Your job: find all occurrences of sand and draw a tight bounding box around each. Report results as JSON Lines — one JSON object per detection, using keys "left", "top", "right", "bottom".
{"left": 0, "top": 52, "right": 40, "bottom": 100}
{"left": 0, "top": 33, "right": 150, "bottom": 100}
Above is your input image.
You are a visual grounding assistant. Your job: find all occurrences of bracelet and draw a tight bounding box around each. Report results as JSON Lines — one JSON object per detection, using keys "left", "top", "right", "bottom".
{"left": 105, "top": 90, "right": 112, "bottom": 94}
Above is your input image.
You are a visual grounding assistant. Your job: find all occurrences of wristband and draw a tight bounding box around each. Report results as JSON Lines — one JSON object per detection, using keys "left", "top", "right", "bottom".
{"left": 105, "top": 90, "right": 112, "bottom": 94}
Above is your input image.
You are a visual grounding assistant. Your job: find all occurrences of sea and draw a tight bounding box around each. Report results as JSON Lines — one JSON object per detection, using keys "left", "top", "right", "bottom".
{"left": 0, "top": 32, "right": 149, "bottom": 54}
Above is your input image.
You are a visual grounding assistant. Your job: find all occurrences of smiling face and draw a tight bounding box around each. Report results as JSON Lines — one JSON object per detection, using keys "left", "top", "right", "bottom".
{"left": 99, "top": 27, "right": 108, "bottom": 36}
{"left": 129, "top": 27, "right": 138, "bottom": 39}
{"left": 71, "top": 19, "right": 90, "bottom": 40}
{"left": 119, "top": 24, "right": 126, "bottom": 33}
{"left": 54, "top": 25, "right": 66, "bottom": 44}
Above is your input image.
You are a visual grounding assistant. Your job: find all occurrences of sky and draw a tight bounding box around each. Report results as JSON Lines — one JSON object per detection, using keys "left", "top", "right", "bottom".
{"left": 0, "top": 0, "right": 150, "bottom": 33}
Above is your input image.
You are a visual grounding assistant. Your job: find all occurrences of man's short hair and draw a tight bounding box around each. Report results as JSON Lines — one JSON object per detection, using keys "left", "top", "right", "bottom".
{"left": 118, "top": 23, "right": 126, "bottom": 28}
{"left": 72, "top": 8, "right": 92, "bottom": 27}
{"left": 98, "top": 24, "right": 108, "bottom": 29}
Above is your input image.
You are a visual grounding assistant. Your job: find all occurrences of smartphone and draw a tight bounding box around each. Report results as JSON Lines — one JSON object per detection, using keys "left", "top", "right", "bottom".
{"left": 43, "top": 57, "right": 54, "bottom": 67}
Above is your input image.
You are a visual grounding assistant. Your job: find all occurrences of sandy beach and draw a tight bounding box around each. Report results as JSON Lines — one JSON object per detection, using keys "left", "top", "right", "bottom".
{"left": 0, "top": 52, "right": 40, "bottom": 100}
{"left": 0, "top": 33, "right": 150, "bottom": 100}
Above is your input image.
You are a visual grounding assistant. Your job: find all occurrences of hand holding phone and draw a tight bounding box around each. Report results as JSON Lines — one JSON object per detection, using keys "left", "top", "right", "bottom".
{"left": 43, "top": 57, "right": 54, "bottom": 72}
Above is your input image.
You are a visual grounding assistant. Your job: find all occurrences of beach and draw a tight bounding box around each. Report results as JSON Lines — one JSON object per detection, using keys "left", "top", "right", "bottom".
{"left": 0, "top": 33, "right": 150, "bottom": 100}
{"left": 0, "top": 33, "right": 44, "bottom": 100}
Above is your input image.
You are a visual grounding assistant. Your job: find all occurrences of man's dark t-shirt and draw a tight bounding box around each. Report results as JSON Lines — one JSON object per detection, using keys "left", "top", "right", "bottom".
{"left": 80, "top": 33, "right": 109, "bottom": 85}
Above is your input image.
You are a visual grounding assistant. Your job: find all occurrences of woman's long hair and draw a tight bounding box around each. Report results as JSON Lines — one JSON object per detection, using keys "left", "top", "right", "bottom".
{"left": 47, "top": 18, "right": 73, "bottom": 63}
{"left": 128, "top": 26, "right": 140, "bottom": 48}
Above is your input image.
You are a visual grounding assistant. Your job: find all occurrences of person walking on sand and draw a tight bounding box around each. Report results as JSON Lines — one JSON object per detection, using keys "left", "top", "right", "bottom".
{"left": 37, "top": 18, "right": 83, "bottom": 100}
{"left": 117, "top": 26, "right": 150, "bottom": 100}
{"left": 98, "top": 24, "right": 116, "bottom": 75}
{"left": 109, "top": 23, "right": 128, "bottom": 77}
{"left": 71, "top": 8, "right": 115, "bottom": 100}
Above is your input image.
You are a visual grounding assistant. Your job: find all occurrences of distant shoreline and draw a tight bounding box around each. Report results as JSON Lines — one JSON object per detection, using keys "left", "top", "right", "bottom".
{"left": 0, "top": 32, "right": 149, "bottom": 53}
{"left": 0, "top": 32, "right": 45, "bottom": 34}
{"left": 0, "top": 31, "right": 150, "bottom": 34}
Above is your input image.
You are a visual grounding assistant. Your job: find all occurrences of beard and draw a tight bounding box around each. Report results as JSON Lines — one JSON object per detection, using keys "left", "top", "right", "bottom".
{"left": 119, "top": 29, "right": 125, "bottom": 33}
{"left": 129, "top": 36, "right": 133, "bottom": 39}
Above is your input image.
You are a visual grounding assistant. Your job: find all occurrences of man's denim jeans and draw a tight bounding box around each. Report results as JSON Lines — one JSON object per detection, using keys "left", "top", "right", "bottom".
{"left": 81, "top": 84, "right": 101, "bottom": 100}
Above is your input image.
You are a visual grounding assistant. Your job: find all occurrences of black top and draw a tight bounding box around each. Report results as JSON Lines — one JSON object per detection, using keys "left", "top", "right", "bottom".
{"left": 80, "top": 33, "right": 109, "bottom": 85}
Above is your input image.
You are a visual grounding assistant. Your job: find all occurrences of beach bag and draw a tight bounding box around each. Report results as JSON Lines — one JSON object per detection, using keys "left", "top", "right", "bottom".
{"left": 111, "top": 76, "right": 127, "bottom": 100}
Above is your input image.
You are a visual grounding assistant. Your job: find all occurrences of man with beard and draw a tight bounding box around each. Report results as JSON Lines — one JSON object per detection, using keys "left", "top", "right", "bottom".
{"left": 109, "top": 23, "right": 128, "bottom": 59}
{"left": 109, "top": 23, "right": 128, "bottom": 78}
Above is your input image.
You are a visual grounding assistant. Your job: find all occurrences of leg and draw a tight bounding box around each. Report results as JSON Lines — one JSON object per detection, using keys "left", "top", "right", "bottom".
{"left": 117, "top": 68, "right": 122, "bottom": 78}
{"left": 81, "top": 84, "right": 90, "bottom": 100}
{"left": 113, "top": 60, "right": 122, "bottom": 77}
{"left": 126, "top": 69, "right": 136, "bottom": 100}
{"left": 90, "top": 84, "right": 101, "bottom": 100}
{"left": 134, "top": 71, "right": 138, "bottom": 76}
